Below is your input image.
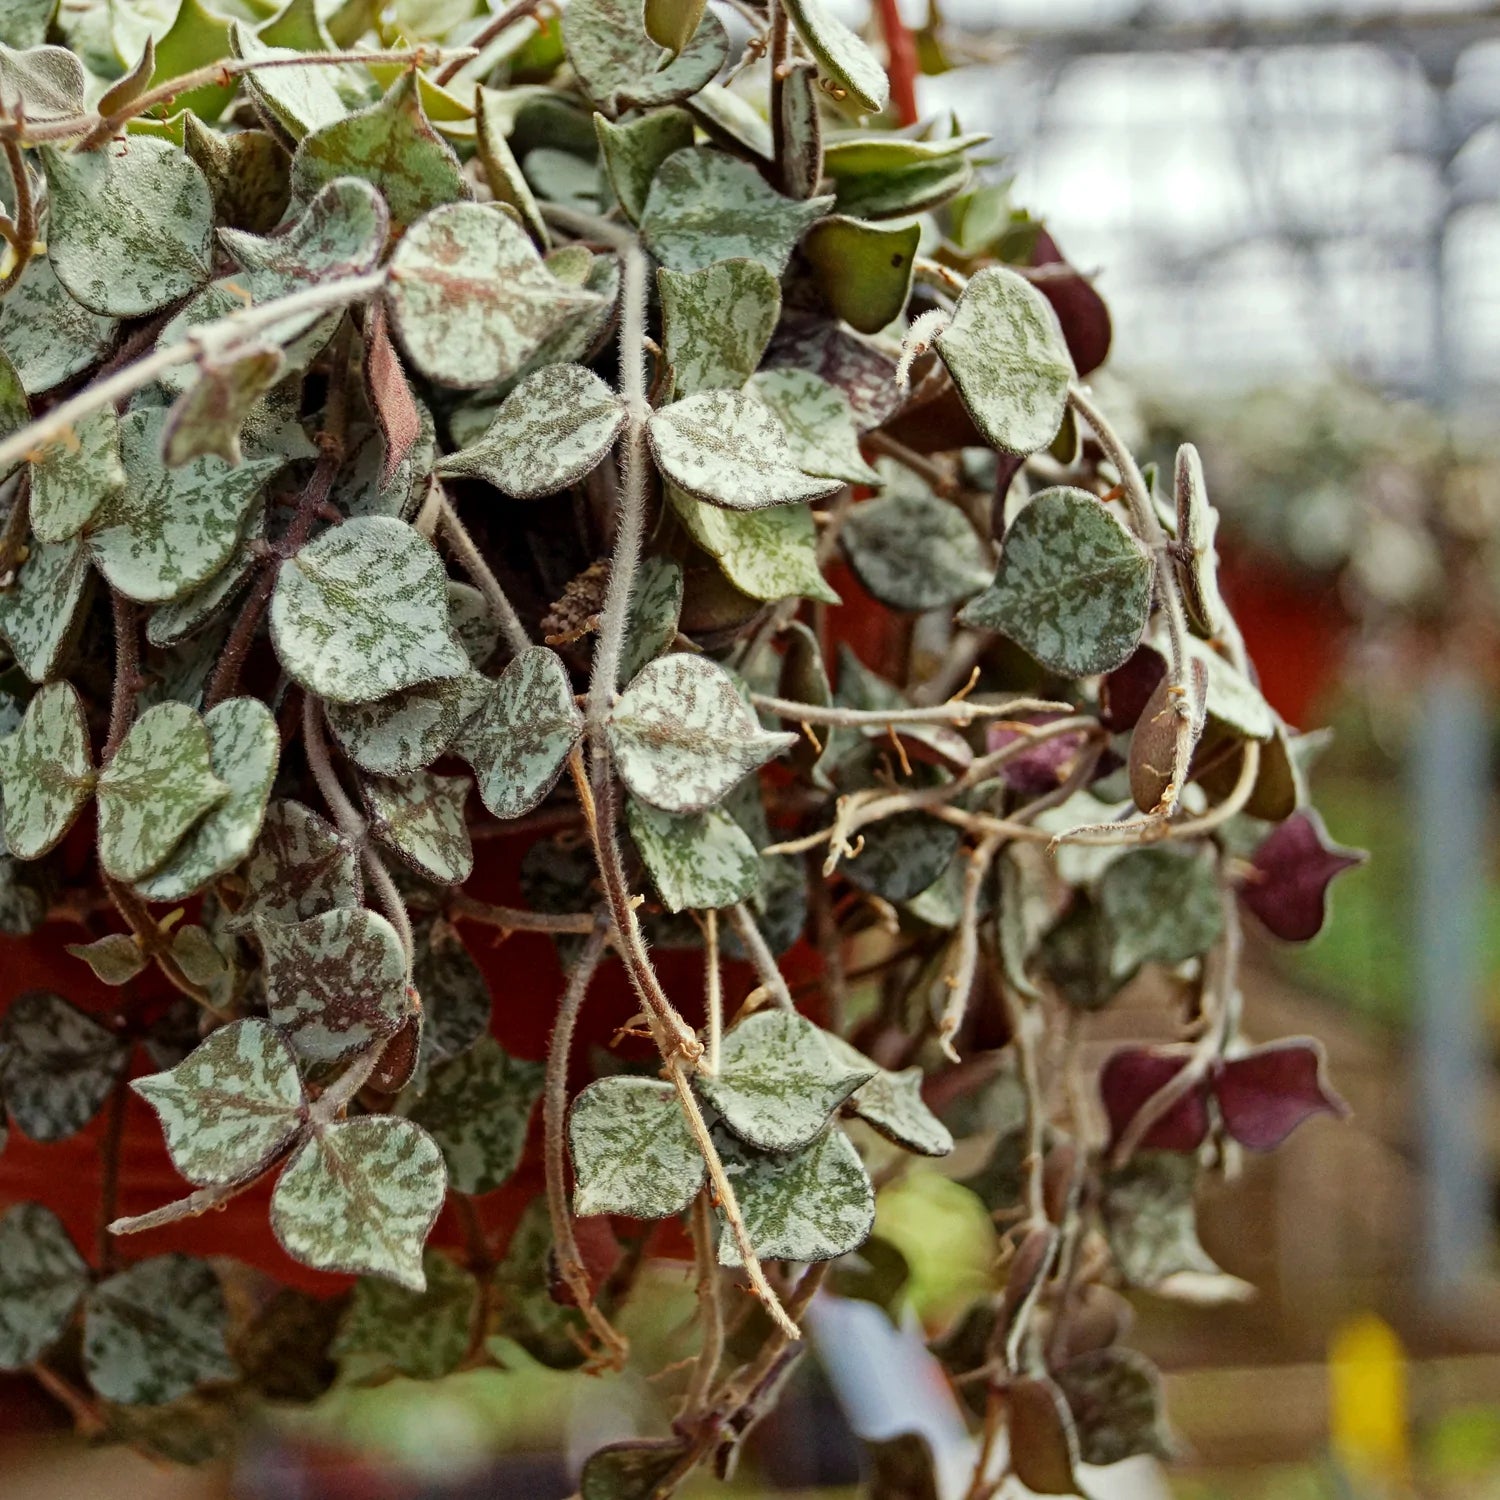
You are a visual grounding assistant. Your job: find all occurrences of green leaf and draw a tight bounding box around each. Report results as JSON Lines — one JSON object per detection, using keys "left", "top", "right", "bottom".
{"left": 1183, "top": 635, "right": 1276, "bottom": 741}
{"left": 131, "top": 1019, "right": 306, "bottom": 1187}
{"left": 0, "top": 989, "right": 128, "bottom": 1142}
{"left": 782, "top": 0, "right": 888, "bottom": 114}
{"left": 489, "top": 1197, "right": 592, "bottom": 1369}
{"left": 0, "top": 535, "right": 93, "bottom": 684}
{"left": 715, "top": 1126, "right": 874, "bottom": 1265}
{"left": 1097, "top": 847, "right": 1223, "bottom": 981}
{"left": 567, "top": 1076, "right": 703, "bottom": 1219}
{"left": 698, "top": 1009, "right": 873, "bottom": 1153}
{"left": 649, "top": 388, "right": 843, "bottom": 511}
{"left": 0, "top": 1204, "right": 89, "bottom": 1370}
{"left": 562, "top": 0, "right": 728, "bottom": 115}
{"left": 467, "top": 646, "right": 583, "bottom": 821}
{"left": 163, "top": 344, "right": 287, "bottom": 467}
{"left": 133, "top": 698, "right": 279, "bottom": 900}
{"left": 386, "top": 202, "right": 606, "bottom": 389}
{"left": 840, "top": 468, "right": 991, "bottom": 610}
{"left": 230, "top": 21, "right": 351, "bottom": 141}
{"left": 626, "top": 796, "right": 760, "bottom": 914}
{"left": 822, "top": 135, "right": 985, "bottom": 220}
{"left": 66, "top": 932, "right": 147, "bottom": 985}
{"left": 607, "top": 654, "right": 796, "bottom": 814}
{"left": 0, "top": 4, "right": 59, "bottom": 50}
{"left": 226, "top": 798, "right": 363, "bottom": 931}
{"left": 271, "top": 1115, "right": 447, "bottom": 1290}
{"left": 408, "top": 1036, "right": 544, "bottom": 1195}
{"left": 778, "top": 62, "right": 823, "bottom": 200}
{"left": 619, "top": 555, "right": 683, "bottom": 683}
{"left": 182, "top": 114, "right": 291, "bottom": 235}
{"left": 845, "top": 809, "right": 961, "bottom": 904}
{"left": 270, "top": 515, "right": 469, "bottom": 704}
{"left": 580, "top": 1439, "right": 693, "bottom": 1500}
{"left": 257, "top": 907, "right": 410, "bottom": 1065}
{"left": 29, "top": 406, "right": 124, "bottom": 543}
{"left": 290, "top": 72, "right": 469, "bottom": 230}
{"left": 746, "top": 367, "right": 881, "bottom": 484}
{"left": 0, "top": 681, "right": 95, "bottom": 859}
{"left": 658, "top": 256, "right": 780, "bottom": 397}
{"left": 959, "top": 488, "right": 1152, "bottom": 677}
{"left": 83, "top": 1255, "right": 234, "bottom": 1406}
{"left": 643, "top": 0, "right": 706, "bottom": 55}
{"left": 41, "top": 136, "right": 214, "bottom": 318}
{"left": 332, "top": 1251, "right": 477, "bottom": 1381}
{"left": 365, "top": 769, "right": 473, "bottom": 886}
{"left": 1102, "top": 1152, "right": 1236, "bottom": 1295}
{"left": 89, "top": 406, "right": 284, "bottom": 604}
{"left": 820, "top": 1032, "right": 953, "bottom": 1157}
{"left": 436, "top": 364, "right": 626, "bottom": 499}
{"left": 326, "top": 669, "right": 489, "bottom": 777}
{"left": 409, "top": 919, "right": 491, "bottom": 1074}
{"left": 1055, "top": 1348, "right": 1175, "bottom": 1467}
{"left": 148, "top": 0, "right": 235, "bottom": 122}
{"left": 0, "top": 41, "right": 85, "bottom": 124}
{"left": 0, "top": 253, "right": 118, "bottom": 395}
{"left": 476, "top": 87, "right": 549, "bottom": 248}
{"left": 641, "top": 147, "right": 833, "bottom": 275}
{"left": 802, "top": 215, "right": 918, "bottom": 334}
{"left": 96, "top": 701, "right": 229, "bottom": 882}
{"left": 595, "top": 107, "right": 695, "bottom": 225}
{"left": 670, "top": 488, "right": 839, "bottom": 606}
{"left": 934, "top": 265, "right": 1074, "bottom": 456}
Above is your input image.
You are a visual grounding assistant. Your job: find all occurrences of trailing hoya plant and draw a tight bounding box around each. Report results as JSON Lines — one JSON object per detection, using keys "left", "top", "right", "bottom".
{"left": 0, "top": 0, "right": 1362, "bottom": 1488}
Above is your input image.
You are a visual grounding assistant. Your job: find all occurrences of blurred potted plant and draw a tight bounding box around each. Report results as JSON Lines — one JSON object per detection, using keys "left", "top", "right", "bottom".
{"left": 0, "top": 0, "right": 1360, "bottom": 1490}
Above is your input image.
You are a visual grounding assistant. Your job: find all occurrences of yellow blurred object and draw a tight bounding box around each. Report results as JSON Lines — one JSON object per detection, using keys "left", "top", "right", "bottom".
{"left": 1329, "top": 1312, "right": 1410, "bottom": 1486}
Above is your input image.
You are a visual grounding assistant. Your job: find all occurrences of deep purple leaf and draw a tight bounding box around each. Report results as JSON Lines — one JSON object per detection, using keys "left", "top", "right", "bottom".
{"left": 1098, "top": 1047, "right": 1210, "bottom": 1153}
{"left": 1212, "top": 1038, "right": 1349, "bottom": 1151}
{"left": 1029, "top": 229, "right": 1112, "bottom": 377}
{"left": 1237, "top": 809, "right": 1366, "bottom": 942}
{"left": 1099, "top": 646, "right": 1166, "bottom": 734}
{"left": 987, "top": 715, "right": 1089, "bottom": 797}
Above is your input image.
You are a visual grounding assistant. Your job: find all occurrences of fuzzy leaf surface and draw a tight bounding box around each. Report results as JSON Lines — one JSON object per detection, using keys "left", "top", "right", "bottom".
{"left": 658, "top": 257, "right": 780, "bottom": 396}
{"left": 563, "top": 0, "right": 728, "bottom": 114}
{"left": 670, "top": 489, "right": 839, "bottom": 605}
{"left": 332, "top": 1251, "right": 477, "bottom": 1381}
{"left": 0, "top": 681, "right": 94, "bottom": 859}
{"left": 327, "top": 670, "right": 489, "bottom": 777}
{"left": 0, "top": 1204, "right": 90, "bottom": 1370}
{"left": 0, "top": 535, "right": 92, "bottom": 684}
{"left": 626, "top": 796, "right": 760, "bottom": 914}
{"left": 568, "top": 1076, "right": 704, "bottom": 1219}
{"left": 228, "top": 799, "right": 362, "bottom": 930}
{"left": 821, "top": 1032, "right": 953, "bottom": 1157}
{"left": 467, "top": 647, "right": 583, "bottom": 821}
{"left": 840, "top": 473, "right": 990, "bottom": 611}
{"left": 365, "top": 769, "right": 473, "bottom": 885}
{"left": 29, "top": 406, "right": 124, "bottom": 543}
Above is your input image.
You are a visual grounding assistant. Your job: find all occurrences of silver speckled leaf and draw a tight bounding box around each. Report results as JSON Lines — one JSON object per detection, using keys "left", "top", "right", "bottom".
{"left": 96, "top": 702, "right": 230, "bottom": 883}
{"left": 626, "top": 796, "right": 760, "bottom": 914}
{"left": 0, "top": 534, "right": 92, "bottom": 683}
{"left": 257, "top": 907, "right": 411, "bottom": 1066}
{"left": 607, "top": 654, "right": 797, "bottom": 814}
{"left": 41, "top": 136, "right": 214, "bottom": 317}
{"left": 697, "top": 1009, "right": 874, "bottom": 1154}
{"left": 1098, "top": 846, "right": 1224, "bottom": 982}
{"left": 467, "top": 647, "right": 583, "bottom": 821}
{"left": 568, "top": 1076, "right": 704, "bottom": 1219}
{"left": 227, "top": 798, "right": 363, "bottom": 931}
{"left": 231, "top": 22, "right": 352, "bottom": 141}
{"left": 563, "top": 0, "right": 728, "bottom": 115}
{"left": 658, "top": 257, "right": 780, "bottom": 396}
{"left": 934, "top": 265, "right": 1074, "bottom": 456}
{"left": 619, "top": 555, "right": 683, "bottom": 684}
{"left": 131, "top": 1019, "right": 306, "bottom": 1187}
{"left": 715, "top": 1126, "right": 874, "bottom": 1266}
{"left": 0, "top": 681, "right": 94, "bottom": 859}
{"left": 0, "top": 253, "right": 118, "bottom": 395}
{"left": 960, "top": 488, "right": 1152, "bottom": 678}
{"left": 0, "top": 989, "right": 128, "bottom": 1142}
{"left": 134, "top": 697, "right": 279, "bottom": 901}
{"left": 648, "top": 388, "right": 843, "bottom": 511}
{"left": 364, "top": 769, "right": 474, "bottom": 886}
{"left": 436, "top": 364, "right": 626, "bottom": 499}
{"left": 596, "top": 107, "right": 695, "bottom": 224}
{"left": 408, "top": 1036, "right": 544, "bottom": 1196}
{"left": 332, "top": 1250, "right": 477, "bottom": 1381}
{"left": 83, "top": 1255, "right": 234, "bottom": 1406}
{"left": 670, "top": 487, "right": 839, "bottom": 605}
{"left": 327, "top": 669, "right": 489, "bottom": 777}
{"left": 747, "top": 367, "right": 881, "bottom": 485}
{"left": 782, "top": 0, "right": 889, "bottom": 115}
{"left": 29, "top": 405, "right": 124, "bottom": 543}
{"left": 270, "top": 515, "right": 469, "bottom": 704}
{"left": 821, "top": 1032, "right": 953, "bottom": 1157}
{"left": 0, "top": 1203, "right": 90, "bottom": 1370}
{"left": 271, "top": 1116, "right": 447, "bottom": 1291}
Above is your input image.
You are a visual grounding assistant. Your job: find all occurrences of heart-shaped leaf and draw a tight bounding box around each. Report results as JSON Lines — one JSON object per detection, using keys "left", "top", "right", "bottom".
{"left": 619, "top": 555, "right": 683, "bottom": 683}
{"left": 132, "top": 1018, "right": 306, "bottom": 1187}
{"left": 781, "top": 0, "right": 887, "bottom": 114}
{"left": 607, "top": 654, "right": 797, "bottom": 814}
{"left": 580, "top": 1439, "right": 693, "bottom": 1500}
{"left": 960, "top": 488, "right": 1152, "bottom": 677}
{"left": 270, "top": 515, "right": 469, "bottom": 704}
{"left": 466, "top": 646, "right": 583, "bottom": 821}
{"left": 182, "top": 114, "right": 291, "bottom": 234}
{"left": 844, "top": 809, "right": 961, "bottom": 904}
{"left": 408, "top": 1037, "right": 544, "bottom": 1195}
{"left": 715, "top": 1126, "right": 874, "bottom": 1265}
{"left": 747, "top": 367, "right": 881, "bottom": 485}
{"left": 364, "top": 769, "right": 473, "bottom": 886}
{"left": 332, "top": 1251, "right": 477, "bottom": 1381}
{"left": 134, "top": 697, "right": 279, "bottom": 900}
{"left": 802, "top": 215, "right": 917, "bottom": 334}
{"left": 568, "top": 1075, "right": 704, "bottom": 1219}
{"left": 29, "top": 405, "right": 124, "bottom": 543}
{"left": 226, "top": 798, "right": 363, "bottom": 931}
{"left": 596, "top": 107, "right": 695, "bottom": 225}
{"left": 562, "top": 0, "right": 728, "bottom": 115}
{"left": 669, "top": 488, "right": 839, "bottom": 605}
{"left": 0, "top": 989, "right": 128, "bottom": 1142}
{"left": 626, "top": 795, "right": 761, "bottom": 913}
{"left": 820, "top": 1032, "right": 953, "bottom": 1157}
{"left": 0, "top": 681, "right": 94, "bottom": 858}
{"left": 83, "top": 1254, "right": 235, "bottom": 1405}
{"left": 89, "top": 406, "right": 285, "bottom": 604}
{"left": 1007, "top": 1376, "right": 1084, "bottom": 1496}
{"left": 934, "top": 265, "right": 1073, "bottom": 456}
{"left": 1055, "top": 1348, "right": 1175, "bottom": 1467}
{"left": 1097, "top": 847, "right": 1223, "bottom": 981}
{"left": 649, "top": 388, "right": 843, "bottom": 511}
{"left": 257, "top": 907, "right": 410, "bottom": 1065}
{"left": 642, "top": 147, "right": 833, "bottom": 275}
{"left": 697, "top": 1009, "right": 873, "bottom": 1154}
{"left": 658, "top": 257, "right": 781, "bottom": 396}
{"left": 436, "top": 363, "right": 626, "bottom": 498}
{"left": 1101, "top": 1152, "right": 1241, "bottom": 1297}
{"left": 96, "top": 702, "right": 230, "bottom": 883}
{"left": 840, "top": 474, "right": 991, "bottom": 611}
{"left": 66, "top": 932, "right": 147, "bottom": 986}
{"left": 0, "top": 1204, "right": 90, "bottom": 1370}
{"left": 0, "top": 534, "right": 92, "bottom": 684}
{"left": 1213, "top": 1038, "right": 1348, "bottom": 1151}
{"left": 41, "top": 136, "right": 214, "bottom": 317}
{"left": 0, "top": 253, "right": 118, "bottom": 396}
{"left": 327, "top": 669, "right": 489, "bottom": 777}
{"left": 1098, "top": 1046, "right": 1209, "bottom": 1153}
{"left": 270, "top": 1115, "right": 447, "bottom": 1290}
{"left": 1238, "top": 809, "right": 1366, "bottom": 942}
{"left": 0, "top": 40, "right": 85, "bottom": 121}
{"left": 230, "top": 22, "right": 352, "bottom": 141}
{"left": 386, "top": 202, "right": 606, "bottom": 389}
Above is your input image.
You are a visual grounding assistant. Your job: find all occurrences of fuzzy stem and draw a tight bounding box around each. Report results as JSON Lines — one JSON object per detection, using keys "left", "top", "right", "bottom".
{"left": 726, "top": 902, "right": 793, "bottom": 1012}
{"left": 448, "top": 893, "right": 601, "bottom": 935}
{"left": 436, "top": 490, "right": 531, "bottom": 659}
{"left": 103, "top": 591, "right": 140, "bottom": 761}
{"left": 703, "top": 909, "right": 722, "bottom": 1076}
{"left": 935, "top": 833, "right": 1004, "bottom": 1062}
{"left": 749, "top": 692, "right": 1068, "bottom": 729}
{"left": 682, "top": 1188, "right": 726, "bottom": 1419}
{"left": 0, "top": 138, "right": 36, "bottom": 296}
{"left": 433, "top": 0, "right": 540, "bottom": 83}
